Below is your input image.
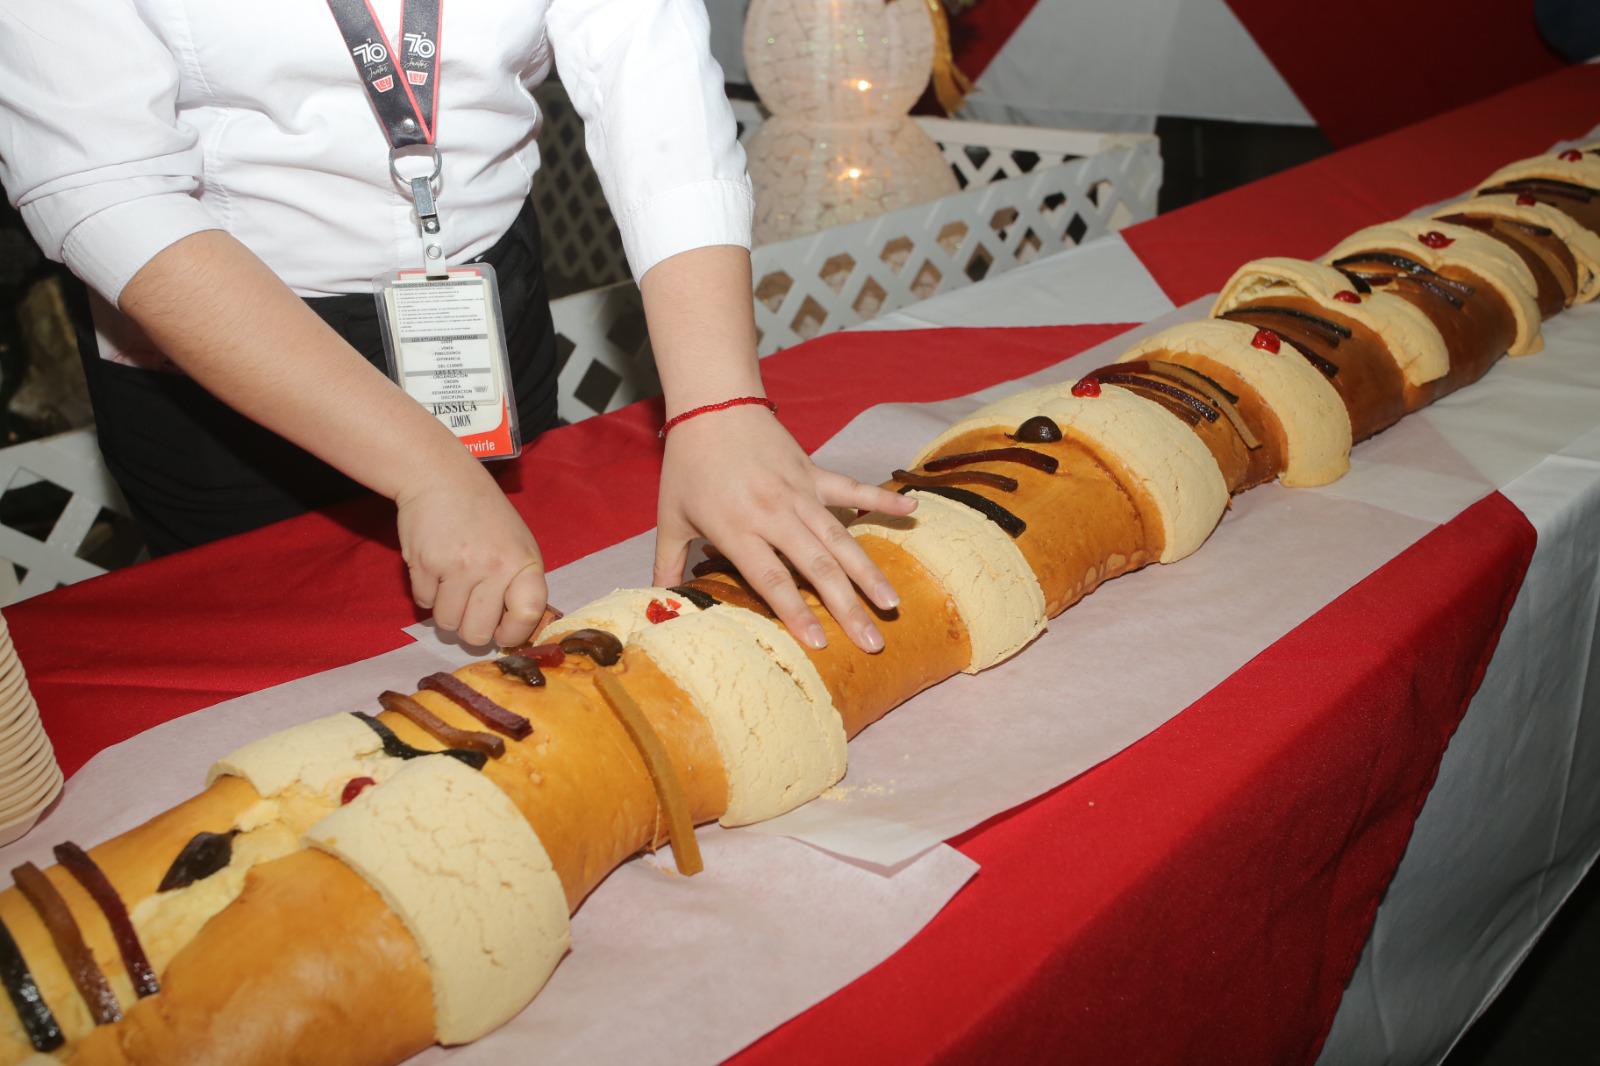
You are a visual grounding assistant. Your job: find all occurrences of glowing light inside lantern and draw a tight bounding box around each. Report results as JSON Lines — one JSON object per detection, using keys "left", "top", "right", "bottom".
{"left": 742, "top": 0, "right": 959, "bottom": 242}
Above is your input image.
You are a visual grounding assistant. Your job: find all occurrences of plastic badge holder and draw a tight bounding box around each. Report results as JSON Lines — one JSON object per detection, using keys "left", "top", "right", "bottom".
{"left": 375, "top": 262, "right": 520, "bottom": 461}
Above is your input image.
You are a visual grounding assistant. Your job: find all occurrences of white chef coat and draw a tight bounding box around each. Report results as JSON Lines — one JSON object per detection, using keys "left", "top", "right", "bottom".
{"left": 0, "top": 0, "right": 752, "bottom": 305}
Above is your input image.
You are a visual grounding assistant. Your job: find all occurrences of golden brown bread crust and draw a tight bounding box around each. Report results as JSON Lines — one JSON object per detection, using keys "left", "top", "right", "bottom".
{"left": 1494, "top": 186, "right": 1600, "bottom": 234}
{"left": 689, "top": 538, "right": 972, "bottom": 738}
{"left": 1336, "top": 253, "right": 1516, "bottom": 410}
{"left": 0, "top": 656, "right": 732, "bottom": 1064}
{"left": 0, "top": 777, "right": 263, "bottom": 1055}
{"left": 66, "top": 850, "right": 435, "bottom": 1066}
{"left": 889, "top": 426, "right": 1154, "bottom": 617}
{"left": 381, "top": 657, "right": 730, "bottom": 909}
{"left": 1438, "top": 212, "right": 1576, "bottom": 314}
{"left": 1224, "top": 295, "right": 1408, "bottom": 442}
{"left": 1129, "top": 349, "right": 1290, "bottom": 493}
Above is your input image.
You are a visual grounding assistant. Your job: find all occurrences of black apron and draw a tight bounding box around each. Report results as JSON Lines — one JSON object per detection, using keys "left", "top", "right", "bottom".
{"left": 72, "top": 199, "right": 558, "bottom": 556}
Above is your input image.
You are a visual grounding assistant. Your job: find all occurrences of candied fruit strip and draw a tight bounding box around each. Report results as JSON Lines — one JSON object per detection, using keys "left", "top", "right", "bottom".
{"left": 53, "top": 842, "right": 159, "bottom": 998}
{"left": 378, "top": 690, "right": 506, "bottom": 758}
{"left": 417, "top": 673, "right": 532, "bottom": 739}
{"left": 922, "top": 446, "right": 1059, "bottom": 475}
{"left": 891, "top": 468, "right": 1020, "bottom": 492}
{"left": 895, "top": 485, "right": 1026, "bottom": 537}
{"left": 1139, "top": 360, "right": 1261, "bottom": 449}
{"left": 594, "top": 671, "right": 704, "bottom": 877}
{"left": 11, "top": 862, "right": 121, "bottom": 1025}
{"left": 0, "top": 912, "right": 62, "bottom": 1051}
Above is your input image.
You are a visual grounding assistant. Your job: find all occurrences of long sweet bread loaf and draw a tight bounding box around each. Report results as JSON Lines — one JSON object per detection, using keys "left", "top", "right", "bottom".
{"left": 2, "top": 139, "right": 1598, "bottom": 1064}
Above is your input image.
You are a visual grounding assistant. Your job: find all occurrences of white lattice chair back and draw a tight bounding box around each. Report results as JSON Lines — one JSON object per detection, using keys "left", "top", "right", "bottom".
{"left": 544, "top": 104, "right": 1160, "bottom": 423}
{"left": 0, "top": 429, "right": 141, "bottom": 604}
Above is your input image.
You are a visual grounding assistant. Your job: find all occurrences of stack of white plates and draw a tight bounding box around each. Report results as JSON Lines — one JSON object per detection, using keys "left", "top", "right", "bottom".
{"left": 0, "top": 613, "right": 61, "bottom": 847}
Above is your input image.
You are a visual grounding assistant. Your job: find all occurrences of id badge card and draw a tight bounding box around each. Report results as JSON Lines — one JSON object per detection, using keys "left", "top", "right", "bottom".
{"left": 375, "top": 263, "right": 521, "bottom": 461}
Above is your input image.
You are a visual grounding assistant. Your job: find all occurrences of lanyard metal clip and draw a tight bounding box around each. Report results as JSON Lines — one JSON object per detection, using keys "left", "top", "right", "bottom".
{"left": 392, "top": 146, "right": 448, "bottom": 279}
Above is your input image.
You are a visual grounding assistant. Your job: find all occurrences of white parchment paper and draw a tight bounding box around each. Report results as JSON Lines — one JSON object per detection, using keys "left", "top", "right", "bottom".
{"left": 0, "top": 643, "right": 977, "bottom": 1066}
{"left": 407, "top": 297, "right": 1600, "bottom": 870}
{"left": 750, "top": 300, "right": 1600, "bottom": 866}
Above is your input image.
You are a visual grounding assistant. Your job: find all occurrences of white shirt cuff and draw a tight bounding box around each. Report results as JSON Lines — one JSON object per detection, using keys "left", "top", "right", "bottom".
{"left": 621, "top": 178, "right": 754, "bottom": 282}
{"left": 56, "top": 193, "right": 222, "bottom": 305}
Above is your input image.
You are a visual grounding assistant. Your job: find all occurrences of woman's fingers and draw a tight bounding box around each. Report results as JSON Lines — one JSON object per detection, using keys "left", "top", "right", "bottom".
{"left": 457, "top": 578, "right": 507, "bottom": 648}
{"left": 653, "top": 518, "right": 694, "bottom": 589}
{"left": 798, "top": 501, "right": 899, "bottom": 613}
{"left": 743, "top": 512, "right": 883, "bottom": 653}
{"left": 722, "top": 536, "right": 827, "bottom": 650}
{"left": 408, "top": 565, "right": 440, "bottom": 611}
{"left": 430, "top": 575, "right": 473, "bottom": 638}
{"left": 815, "top": 469, "right": 917, "bottom": 517}
{"left": 494, "top": 563, "right": 550, "bottom": 648}
{"left": 772, "top": 511, "right": 885, "bottom": 653}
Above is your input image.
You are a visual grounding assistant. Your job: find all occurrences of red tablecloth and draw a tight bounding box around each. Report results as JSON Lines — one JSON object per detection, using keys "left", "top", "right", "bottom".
{"left": 11, "top": 63, "right": 1600, "bottom": 1065}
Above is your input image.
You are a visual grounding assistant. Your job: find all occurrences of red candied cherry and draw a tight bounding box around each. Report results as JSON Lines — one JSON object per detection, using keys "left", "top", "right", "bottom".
{"left": 1418, "top": 230, "right": 1454, "bottom": 249}
{"left": 1516, "top": 192, "right": 1538, "bottom": 206}
{"left": 1070, "top": 379, "right": 1102, "bottom": 398}
{"left": 1560, "top": 149, "right": 1583, "bottom": 162}
{"left": 341, "top": 776, "right": 376, "bottom": 805}
{"left": 645, "top": 598, "right": 679, "bottom": 624}
{"left": 1251, "top": 328, "right": 1281, "bottom": 354}
{"left": 1333, "top": 290, "right": 1361, "bottom": 304}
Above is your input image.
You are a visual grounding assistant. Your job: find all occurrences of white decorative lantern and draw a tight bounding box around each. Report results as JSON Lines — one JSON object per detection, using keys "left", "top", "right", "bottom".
{"left": 743, "top": 0, "right": 960, "bottom": 243}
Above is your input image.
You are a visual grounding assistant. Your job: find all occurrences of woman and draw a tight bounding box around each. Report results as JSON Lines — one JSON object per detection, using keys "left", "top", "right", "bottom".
{"left": 0, "top": 0, "right": 911, "bottom": 654}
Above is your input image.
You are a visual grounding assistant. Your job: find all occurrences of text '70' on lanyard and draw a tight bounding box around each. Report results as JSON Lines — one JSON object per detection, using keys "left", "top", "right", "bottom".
{"left": 326, "top": 0, "right": 448, "bottom": 277}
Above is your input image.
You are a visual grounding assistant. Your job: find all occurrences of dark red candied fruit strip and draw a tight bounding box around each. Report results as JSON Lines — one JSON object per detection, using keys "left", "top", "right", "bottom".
{"left": 1219, "top": 305, "right": 1351, "bottom": 344}
{"left": 53, "top": 841, "right": 160, "bottom": 998}
{"left": 923, "top": 446, "right": 1059, "bottom": 475}
{"left": 897, "top": 484, "right": 1026, "bottom": 537}
{"left": 892, "top": 468, "right": 1020, "bottom": 492}
{"left": 1105, "top": 380, "right": 1201, "bottom": 425}
{"left": 11, "top": 862, "right": 121, "bottom": 1025}
{"left": 417, "top": 673, "right": 532, "bottom": 740}
{"left": 379, "top": 690, "right": 507, "bottom": 758}
{"left": 1093, "top": 371, "right": 1219, "bottom": 421}
{"left": 1118, "top": 359, "right": 1241, "bottom": 404}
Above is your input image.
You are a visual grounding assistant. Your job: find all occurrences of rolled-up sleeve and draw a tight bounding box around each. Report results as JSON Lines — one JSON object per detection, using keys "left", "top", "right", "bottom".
{"left": 546, "top": 0, "right": 754, "bottom": 282}
{"left": 0, "top": 2, "right": 218, "bottom": 304}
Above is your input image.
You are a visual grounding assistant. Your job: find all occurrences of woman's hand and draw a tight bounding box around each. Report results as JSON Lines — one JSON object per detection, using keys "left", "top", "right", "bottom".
{"left": 119, "top": 231, "right": 549, "bottom": 648}
{"left": 396, "top": 465, "right": 548, "bottom": 649}
{"left": 653, "top": 405, "right": 915, "bottom": 653}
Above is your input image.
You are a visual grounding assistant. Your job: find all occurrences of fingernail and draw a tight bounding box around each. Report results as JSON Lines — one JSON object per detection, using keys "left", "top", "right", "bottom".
{"left": 805, "top": 623, "right": 828, "bottom": 649}
{"left": 858, "top": 624, "right": 885, "bottom": 653}
{"left": 876, "top": 584, "right": 900, "bottom": 610}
